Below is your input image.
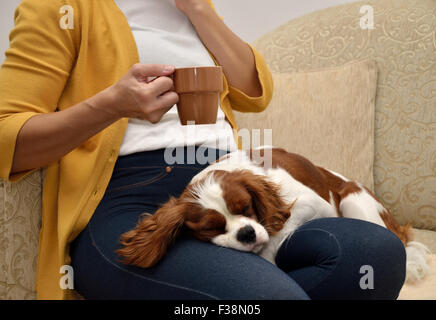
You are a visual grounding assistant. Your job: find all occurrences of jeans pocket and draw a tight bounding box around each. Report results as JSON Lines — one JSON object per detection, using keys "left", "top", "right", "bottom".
{"left": 106, "top": 166, "right": 170, "bottom": 194}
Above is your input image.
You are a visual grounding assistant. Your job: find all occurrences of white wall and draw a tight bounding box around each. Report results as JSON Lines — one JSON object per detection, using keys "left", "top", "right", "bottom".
{"left": 0, "top": 0, "right": 21, "bottom": 65}
{"left": 0, "top": 0, "right": 360, "bottom": 65}
{"left": 213, "top": 0, "right": 359, "bottom": 43}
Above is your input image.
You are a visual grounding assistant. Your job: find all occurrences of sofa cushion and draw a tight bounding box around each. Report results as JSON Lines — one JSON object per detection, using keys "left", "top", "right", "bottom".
{"left": 235, "top": 59, "right": 378, "bottom": 191}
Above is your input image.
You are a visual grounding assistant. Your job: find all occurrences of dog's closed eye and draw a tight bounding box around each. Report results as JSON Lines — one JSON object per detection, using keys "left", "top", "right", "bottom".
{"left": 242, "top": 204, "right": 250, "bottom": 214}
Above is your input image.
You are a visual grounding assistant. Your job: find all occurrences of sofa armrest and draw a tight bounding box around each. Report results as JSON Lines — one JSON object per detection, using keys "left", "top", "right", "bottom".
{"left": 0, "top": 170, "right": 42, "bottom": 300}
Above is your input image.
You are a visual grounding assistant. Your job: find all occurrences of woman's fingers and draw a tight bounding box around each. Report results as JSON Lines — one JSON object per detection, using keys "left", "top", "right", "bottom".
{"left": 110, "top": 63, "right": 179, "bottom": 123}
{"left": 140, "top": 91, "right": 179, "bottom": 123}
{"left": 147, "top": 76, "right": 175, "bottom": 97}
{"left": 157, "top": 90, "right": 179, "bottom": 108}
{"left": 131, "top": 63, "right": 175, "bottom": 80}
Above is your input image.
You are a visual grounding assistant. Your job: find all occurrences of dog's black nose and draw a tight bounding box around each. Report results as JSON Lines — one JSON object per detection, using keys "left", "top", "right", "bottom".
{"left": 237, "top": 225, "right": 256, "bottom": 243}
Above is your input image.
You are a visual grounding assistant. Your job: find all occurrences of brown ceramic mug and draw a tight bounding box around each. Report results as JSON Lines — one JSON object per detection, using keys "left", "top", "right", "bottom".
{"left": 171, "top": 66, "right": 223, "bottom": 125}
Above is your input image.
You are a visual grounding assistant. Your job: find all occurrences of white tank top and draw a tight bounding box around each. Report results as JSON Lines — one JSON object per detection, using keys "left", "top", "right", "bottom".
{"left": 114, "top": 0, "right": 237, "bottom": 156}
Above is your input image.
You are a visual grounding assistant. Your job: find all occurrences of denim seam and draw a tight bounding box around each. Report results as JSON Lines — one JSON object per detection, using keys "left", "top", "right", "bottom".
{"left": 106, "top": 171, "right": 169, "bottom": 194}
{"left": 86, "top": 223, "right": 220, "bottom": 300}
{"left": 116, "top": 166, "right": 168, "bottom": 170}
{"left": 108, "top": 166, "right": 205, "bottom": 193}
{"left": 283, "top": 227, "right": 343, "bottom": 294}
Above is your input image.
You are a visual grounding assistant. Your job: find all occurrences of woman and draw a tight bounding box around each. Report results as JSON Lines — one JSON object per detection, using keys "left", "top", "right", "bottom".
{"left": 0, "top": 0, "right": 406, "bottom": 300}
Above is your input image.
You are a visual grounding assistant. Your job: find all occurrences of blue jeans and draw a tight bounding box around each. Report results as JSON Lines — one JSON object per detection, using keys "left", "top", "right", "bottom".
{"left": 70, "top": 147, "right": 406, "bottom": 300}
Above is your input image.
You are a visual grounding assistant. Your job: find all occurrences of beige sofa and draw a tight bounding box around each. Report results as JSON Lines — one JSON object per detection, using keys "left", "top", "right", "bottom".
{"left": 1, "top": 0, "right": 435, "bottom": 299}
{"left": 234, "top": 0, "right": 436, "bottom": 299}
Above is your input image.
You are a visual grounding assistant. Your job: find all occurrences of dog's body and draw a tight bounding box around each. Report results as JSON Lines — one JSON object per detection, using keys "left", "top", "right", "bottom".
{"left": 118, "top": 147, "right": 430, "bottom": 283}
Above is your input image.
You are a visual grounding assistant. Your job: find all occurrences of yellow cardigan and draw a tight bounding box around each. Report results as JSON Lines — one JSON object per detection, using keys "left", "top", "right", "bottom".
{"left": 0, "top": 0, "right": 273, "bottom": 300}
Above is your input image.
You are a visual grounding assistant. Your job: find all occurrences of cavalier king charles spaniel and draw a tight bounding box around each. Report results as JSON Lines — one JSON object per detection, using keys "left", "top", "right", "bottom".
{"left": 116, "top": 147, "right": 430, "bottom": 283}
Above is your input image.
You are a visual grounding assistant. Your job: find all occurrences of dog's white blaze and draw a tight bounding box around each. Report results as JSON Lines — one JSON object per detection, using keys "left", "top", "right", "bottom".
{"left": 339, "top": 190, "right": 386, "bottom": 227}
{"left": 191, "top": 176, "right": 228, "bottom": 215}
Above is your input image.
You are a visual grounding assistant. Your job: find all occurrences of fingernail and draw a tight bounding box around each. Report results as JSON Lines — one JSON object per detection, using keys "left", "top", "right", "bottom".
{"left": 163, "top": 65, "right": 175, "bottom": 73}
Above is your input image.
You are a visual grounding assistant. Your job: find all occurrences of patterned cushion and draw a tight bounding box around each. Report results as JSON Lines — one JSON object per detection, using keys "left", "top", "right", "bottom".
{"left": 413, "top": 228, "right": 436, "bottom": 254}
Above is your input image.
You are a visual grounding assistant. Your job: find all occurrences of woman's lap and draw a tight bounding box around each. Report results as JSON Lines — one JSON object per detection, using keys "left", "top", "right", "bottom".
{"left": 70, "top": 148, "right": 406, "bottom": 300}
{"left": 70, "top": 148, "right": 309, "bottom": 300}
{"left": 71, "top": 214, "right": 309, "bottom": 299}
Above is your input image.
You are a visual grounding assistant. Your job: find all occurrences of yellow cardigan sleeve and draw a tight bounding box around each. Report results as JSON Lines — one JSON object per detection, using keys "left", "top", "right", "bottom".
{"left": 0, "top": 0, "right": 78, "bottom": 182}
{"left": 206, "top": 0, "right": 273, "bottom": 113}
{"left": 227, "top": 44, "right": 273, "bottom": 113}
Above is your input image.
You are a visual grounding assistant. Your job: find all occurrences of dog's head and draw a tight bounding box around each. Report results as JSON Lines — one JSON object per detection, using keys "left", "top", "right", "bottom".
{"left": 116, "top": 170, "right": 292, "bottom": 268}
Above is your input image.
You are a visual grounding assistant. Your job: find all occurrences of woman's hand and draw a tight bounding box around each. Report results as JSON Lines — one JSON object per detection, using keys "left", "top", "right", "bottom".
{"left": 108, "top": 63, "right": 179, "bottom": 123}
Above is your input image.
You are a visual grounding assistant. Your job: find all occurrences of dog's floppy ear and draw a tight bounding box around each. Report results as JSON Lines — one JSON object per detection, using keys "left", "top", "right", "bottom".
{"left": 117, "top": 197, "right": 187, "bottom": 268}
{"left": 242, "top": 172, "right": 292, "bottom": 235}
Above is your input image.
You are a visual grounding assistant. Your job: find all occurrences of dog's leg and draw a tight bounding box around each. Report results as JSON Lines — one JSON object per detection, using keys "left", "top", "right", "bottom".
{"left": 338, "top": 182, "right": 387, "bottom": 228}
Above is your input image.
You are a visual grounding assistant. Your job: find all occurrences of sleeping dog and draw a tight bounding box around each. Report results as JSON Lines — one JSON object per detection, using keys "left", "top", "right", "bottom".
{"left": 117, "top": 147, "right": 430, "bottom": 283}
